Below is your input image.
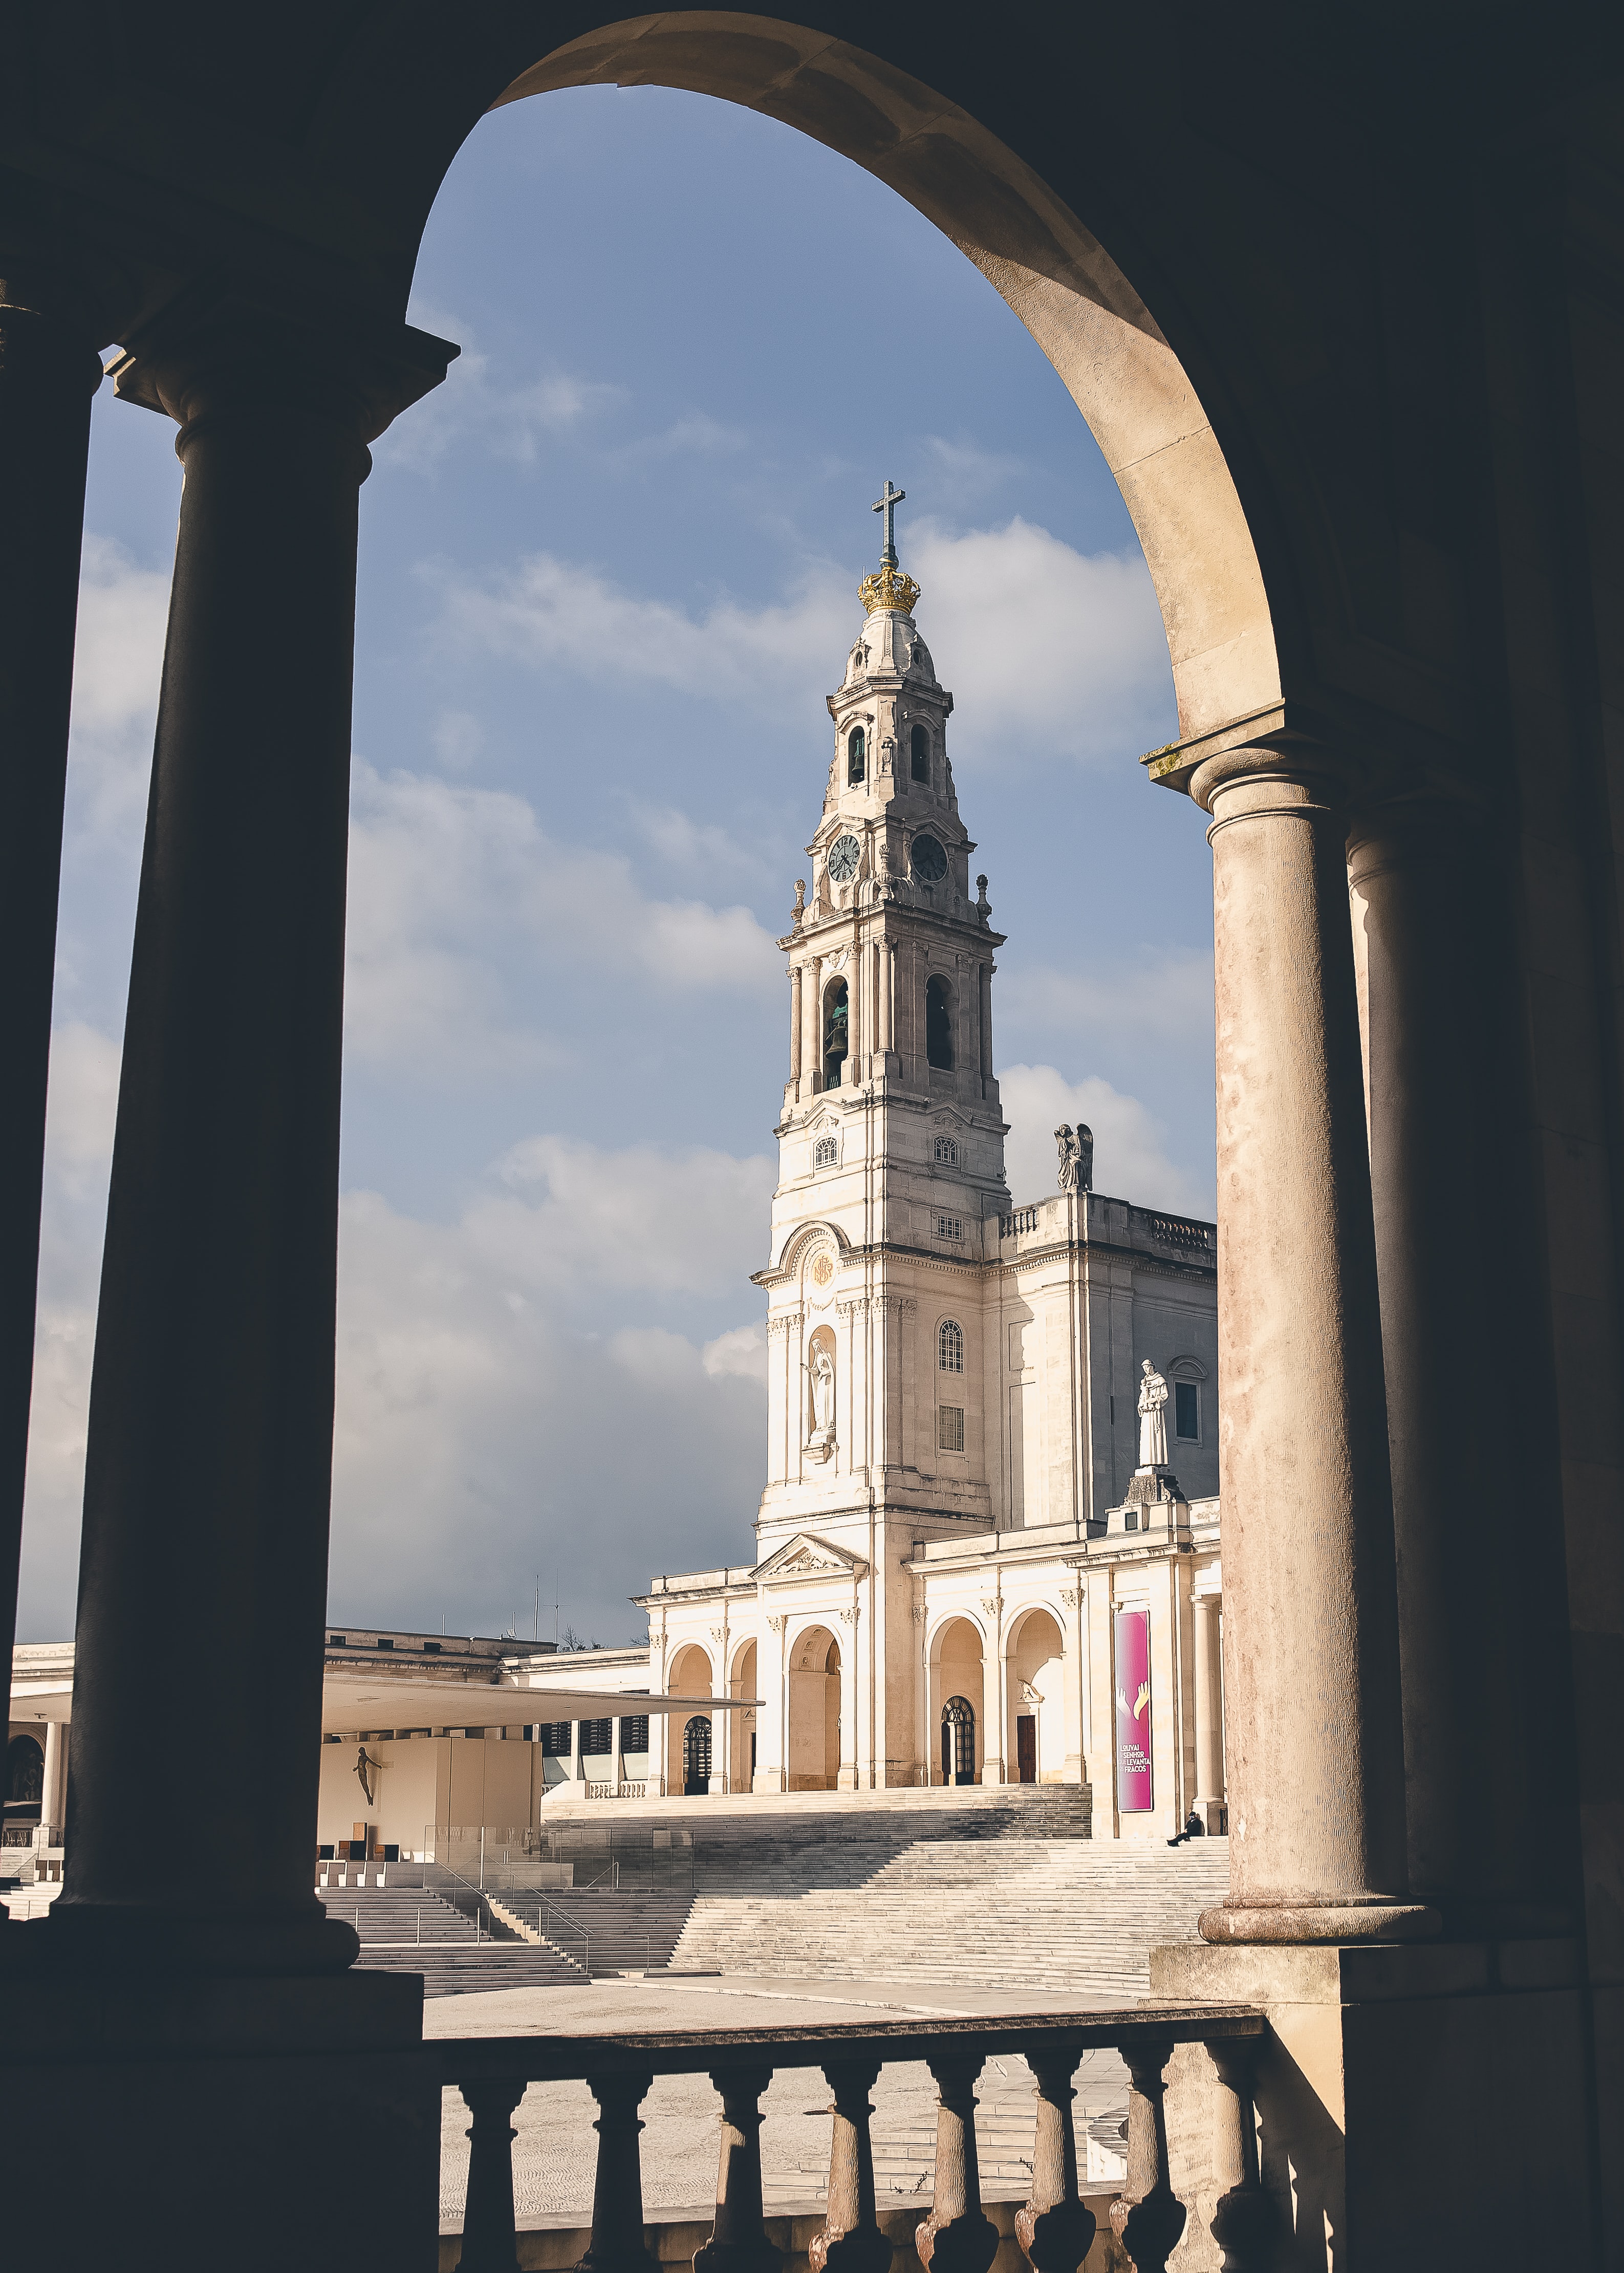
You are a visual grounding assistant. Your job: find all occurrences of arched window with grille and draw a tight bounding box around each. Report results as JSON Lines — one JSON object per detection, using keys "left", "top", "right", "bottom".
{"left": 925, "top": 975, "right": 955, "bottom": 1069}
{"left": 814, "top": 1135, "right": 837, "bottom": 1168}
{"left": 934, "top": 1134, "right": 958, "bottom": 1165}
{"left": 911, "top": 723, "right": 930, "bottom": 783}
{"left": 847, "top": 726, "right": 866, "bottom": 784}
{"left": 939, "top": 1318, "right": 964, "bottom": 1373}
{"left": 682, "top": 1716, "right": 712, "bottom": 1795}
{"left": 941, "top": 1695, "right": 975, "bottom": 1785}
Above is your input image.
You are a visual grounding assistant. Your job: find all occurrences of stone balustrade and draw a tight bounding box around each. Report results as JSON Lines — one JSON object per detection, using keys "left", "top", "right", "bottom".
{"left": 433, "top": 2004, "right": 1267, "bottom": 2273}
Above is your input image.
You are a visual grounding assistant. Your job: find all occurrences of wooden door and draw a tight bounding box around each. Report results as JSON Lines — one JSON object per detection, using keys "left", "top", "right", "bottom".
{"left": 1016, "top": 1715, "right": 1036, "bottom": 1784}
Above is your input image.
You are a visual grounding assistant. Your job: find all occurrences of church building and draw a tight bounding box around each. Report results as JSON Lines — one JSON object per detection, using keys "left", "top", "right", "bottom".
{"left": 536, "top": 491, "right": 1228, "bottom": 1842}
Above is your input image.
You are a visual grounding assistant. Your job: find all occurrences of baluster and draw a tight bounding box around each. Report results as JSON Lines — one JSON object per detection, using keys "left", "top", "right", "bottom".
{"left": 574, "top": 2070, "right": 659, "bottom": 2273}
{"left": 695, "top": 2064, "right": 781, "bottom": 2273}
{"left": 459, "top": 2076, "right": 525, "bottom": 2273}
{"left": 811, "top": 2058, "right": 890, "bottom": 2273}
{"left": 916, "top": 2051, "right": 999, "bottom": 2273}
{"left": 1016, "top": 2042, "right": 1096, "bottom": 2273}
{"left": 1107, "top": 2038, "right": 1184, "bottom": 2273}
{"left": 1206, "top": 2039, "right": 1272, "bottom": 2273}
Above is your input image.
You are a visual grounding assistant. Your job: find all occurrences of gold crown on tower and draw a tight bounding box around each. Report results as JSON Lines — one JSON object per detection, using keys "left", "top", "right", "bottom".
{"left": 859, "top": 560, "right": 921, "bottom": 615}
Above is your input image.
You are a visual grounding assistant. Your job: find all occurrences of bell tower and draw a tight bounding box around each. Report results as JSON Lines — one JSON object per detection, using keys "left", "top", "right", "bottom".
{"left": 754, "top": 487, "right": 1008, "bottom": 1549}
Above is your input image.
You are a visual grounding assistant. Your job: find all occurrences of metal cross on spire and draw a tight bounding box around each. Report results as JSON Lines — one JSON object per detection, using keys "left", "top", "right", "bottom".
{"left": 872, "top": 479, "right": 906, "bottom": 566}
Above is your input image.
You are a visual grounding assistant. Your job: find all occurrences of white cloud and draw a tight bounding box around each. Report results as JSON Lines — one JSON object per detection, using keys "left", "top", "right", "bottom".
{"left": 1000, "top": 1062, "right": 1211, "bottom": 1218}
{"left": 344, "top": 761, "right": 779, "bottom": 1072}
{"left": 702, "top": 1321, "right": 768, "bottom": 1382}
{"left": 429, "top": 516, "right": 1173, "bottom": 767}
{"left": 376, "top": 319, "right": 625, "bottom": 473}
{"left": 431, "top": 550, "right": 851, "bottom": 707}
{"left": 66, "top": 536, "right": 171, "bottom": 829}
{"left": 1000, "top": 948, "right": 1214, "bottom": 1053}
{"left": 908, "top": 517, "right": 1172, "bottom": 768}
{"left": 326, "top": 1176, "right": 767, "bottom": 1637}
{"left": 482, "top": 1134, "right": 774, "bottom": 1298}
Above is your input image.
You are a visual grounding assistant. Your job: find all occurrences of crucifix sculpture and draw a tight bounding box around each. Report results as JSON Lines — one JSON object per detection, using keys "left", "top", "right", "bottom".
{"left": 872, "top": 479, "right": 906, "bottom": 565}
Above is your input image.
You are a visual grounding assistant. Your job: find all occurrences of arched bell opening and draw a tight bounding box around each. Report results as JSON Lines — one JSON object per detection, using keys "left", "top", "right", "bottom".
{"left": 821, "top": 978, "right": 849, "bottom": 1090}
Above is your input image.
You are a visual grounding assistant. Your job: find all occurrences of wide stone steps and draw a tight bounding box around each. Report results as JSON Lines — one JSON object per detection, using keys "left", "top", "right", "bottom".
{"left": 495, "top": 1890, "right": 695, "bottom": 1975}
{"left": 317, "top": 1884, "right": 590, "bottom": 1995}
{"left": 667, "top": 1842, "right": 1230, "bottom": 1996}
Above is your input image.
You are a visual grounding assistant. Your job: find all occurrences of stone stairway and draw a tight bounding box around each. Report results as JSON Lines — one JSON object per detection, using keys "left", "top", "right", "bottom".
{"left": 666, "top": 1838, "right": 1231, "bottom": 1999}
{"left": 317, "top": 1883, "right": 589, "bottom": 1996}
{"left": 494, "top": 1889, "right": 696, "bottom": 1976}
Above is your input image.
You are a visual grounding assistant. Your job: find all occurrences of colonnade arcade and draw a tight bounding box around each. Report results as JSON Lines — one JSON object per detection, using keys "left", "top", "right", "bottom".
{"left": 1, "top": 8, "right": 1615, "bottom": 2267}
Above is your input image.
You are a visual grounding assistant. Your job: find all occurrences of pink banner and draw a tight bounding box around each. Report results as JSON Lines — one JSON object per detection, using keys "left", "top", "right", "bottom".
{"left": 1115, "top": 1609, "right": 1153, "bottom": 1811}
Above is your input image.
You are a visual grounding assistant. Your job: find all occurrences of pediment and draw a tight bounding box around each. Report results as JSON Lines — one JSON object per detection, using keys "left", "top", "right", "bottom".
{"left": 755, "top": 1532, "right": 869, "bottom": 1584}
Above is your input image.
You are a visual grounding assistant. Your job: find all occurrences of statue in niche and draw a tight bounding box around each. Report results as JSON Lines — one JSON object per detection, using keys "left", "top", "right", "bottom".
{"left": 1136, "top": 1357, "right": 1170, "bottom": 1470}
{"left": 1053, "top": 1123, "right": 1094, "bottom": 1193}
{"left": 808, "top": 1342, "right": 836, "bottom": 1461}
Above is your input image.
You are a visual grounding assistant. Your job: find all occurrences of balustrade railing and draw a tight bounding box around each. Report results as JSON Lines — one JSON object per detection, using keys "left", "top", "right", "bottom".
{"left": 434, "top": 2003, "right": 1267, "bottom": 2273}
{"left": 1000, "top": 1207, "right": 1040, "bottom": 1238}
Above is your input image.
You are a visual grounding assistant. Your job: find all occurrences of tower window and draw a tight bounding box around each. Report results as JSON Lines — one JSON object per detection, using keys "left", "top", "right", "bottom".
{"left": 934, "top": 1135, "right": 958, "bottom": 1165}
{"left": 848, "top": 727, "right": 866, "bottom": 785}
{"left": 939, "top": 1319, "right": 964, "bottom": 1373}
{"left": 925, "top": 975, "right": 954, "bottom": 1070}
{"left": 1175, "top": 1381, "right": 1200, "bottom": 1441}
{"left": 911, "top": 723, "right": 930, "bottom": 783}
{"left": 814, "top": 1135, "right": 837, "bottom": 1168}
{"left": 938, "top": 1405, "right": 965, "bottom": 1454}
{"left": 936, "top": 1214, "right": 964, "bottom": 1242}
{"left": 822, "top": 978, "right": 849, "bottom": 1088}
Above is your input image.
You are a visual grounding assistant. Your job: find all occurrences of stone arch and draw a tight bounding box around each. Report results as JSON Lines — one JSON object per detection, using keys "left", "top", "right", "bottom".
{"left": 786, "top": 1621, "right": 842, "bottom": 1790}
{"left": 777, "top": 1219, "right": 850, "bottom": 1278}
{"left": 664, "top": 1641, "right": 713, "bottom": 1795}
{"left": 450, "top": 16, "right": 1283, "bottom": 740}
{"left": 926, "top": 1613, "right": 985, "bottom": 1785}
{"left": 1004, "top": 1603, "right": 1066, "bottom": 1786}
{"left": 729, "top": 1634, "right": 760, "bottom": 1795}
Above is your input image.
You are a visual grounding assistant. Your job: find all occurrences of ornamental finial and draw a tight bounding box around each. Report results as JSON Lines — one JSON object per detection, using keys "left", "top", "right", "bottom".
{"left": 860, "top": 480, "right": 921, "bottom": 616}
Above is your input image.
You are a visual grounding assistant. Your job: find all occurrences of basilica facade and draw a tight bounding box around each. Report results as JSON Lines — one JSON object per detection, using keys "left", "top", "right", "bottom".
{"left": 532, "top": 504, "right": 1228, "bottom": 1842}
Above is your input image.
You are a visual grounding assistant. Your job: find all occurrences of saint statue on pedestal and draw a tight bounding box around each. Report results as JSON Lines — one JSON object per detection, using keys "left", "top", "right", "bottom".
{"left": 1136, "top": 1357, "right": 1169, "bottom": 1470}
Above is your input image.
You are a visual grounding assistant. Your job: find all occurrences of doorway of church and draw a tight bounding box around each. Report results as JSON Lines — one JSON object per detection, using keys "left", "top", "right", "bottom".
{"left": 682, "top": 1716, "right": 712, "bottom": 1796}
{"left": 941, "top": 1696, "right": 976, "bottom": 1786}
{"left": 1016, "top": 1716, "right": 1037, "bottom": 1784}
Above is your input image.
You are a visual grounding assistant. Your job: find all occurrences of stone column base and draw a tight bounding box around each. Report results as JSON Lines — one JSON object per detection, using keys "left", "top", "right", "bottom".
{"left": 1149, "top": 1938, "right": 1595, "bottom": 2271}
{"left": 0, "top": 1959, "right": 436, "bottom": 2270}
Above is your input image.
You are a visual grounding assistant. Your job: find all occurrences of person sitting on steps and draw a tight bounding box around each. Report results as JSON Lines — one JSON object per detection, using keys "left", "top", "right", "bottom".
{"left": 1167, "top": 1809, "right": 1206, "bottom": 1847}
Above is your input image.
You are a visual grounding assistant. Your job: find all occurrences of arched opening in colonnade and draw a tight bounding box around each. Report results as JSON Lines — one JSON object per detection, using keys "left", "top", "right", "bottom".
{"left": 1005, "top": 1606, "right": 1065, "bottom": 1785}
{"left": 787, "top": 1625, "right": 840, "bottom": 1791}
{"left": 665, "top": 1643, "right": 714, "bottom": 1796}
{"left": 928, "top": 1617, "right": 984, "bottom": 1785}
{"left": 730, "top": 1638, "right": 759, "bottom": 1795}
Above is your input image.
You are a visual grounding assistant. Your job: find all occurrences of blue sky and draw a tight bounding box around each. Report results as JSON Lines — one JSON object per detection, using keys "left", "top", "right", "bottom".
{"left": 20, "top": 87, "right": 1216, "bottom": 1646}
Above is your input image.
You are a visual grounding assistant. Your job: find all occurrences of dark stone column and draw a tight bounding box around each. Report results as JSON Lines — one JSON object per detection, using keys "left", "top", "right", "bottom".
{"left": 42, "top": 291, "right": 454, "bottom": 1976}
{"left": 0, "top": 278, "right": 102, "bottom": 1794}
{"left": 1349, "top": 801, "right": 1578, "bottom": 1935}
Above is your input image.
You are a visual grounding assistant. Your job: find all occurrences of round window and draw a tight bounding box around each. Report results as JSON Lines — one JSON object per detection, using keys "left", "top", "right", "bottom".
{"left": 911, "top": 833, "right": 947, "bottom": 883}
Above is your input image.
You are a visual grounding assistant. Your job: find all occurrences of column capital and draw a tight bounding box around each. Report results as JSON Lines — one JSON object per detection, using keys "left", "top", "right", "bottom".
{"left": 1344, "top": 789, "right": 1491, "bottom": 886}
{"left": 105, "top": 283, "right": 457, "bottom": 448}
{"left": 1189, "top": 732, "right": 1366, "bottom": 822}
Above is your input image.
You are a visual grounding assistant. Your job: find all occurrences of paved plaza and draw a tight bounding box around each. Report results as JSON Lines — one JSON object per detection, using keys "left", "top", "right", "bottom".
{"left": 426, "top": 1974, "right": 1130, "bottom": 2236}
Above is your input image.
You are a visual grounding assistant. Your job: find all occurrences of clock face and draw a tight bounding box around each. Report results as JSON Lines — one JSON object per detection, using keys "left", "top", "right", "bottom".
{"left": 911, "top": 832, "right": 948, "bottom": 883}
{"left": 826, "top": 833, "right": 862, "bottom": 882}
